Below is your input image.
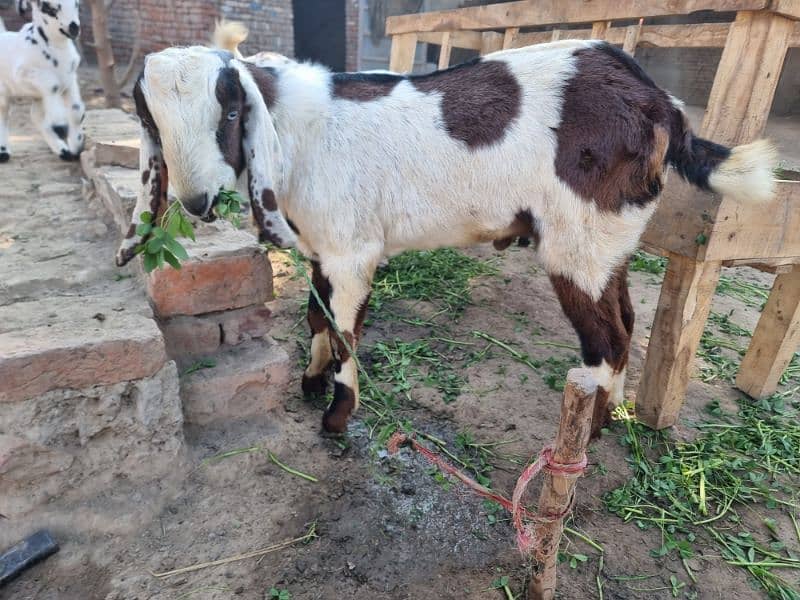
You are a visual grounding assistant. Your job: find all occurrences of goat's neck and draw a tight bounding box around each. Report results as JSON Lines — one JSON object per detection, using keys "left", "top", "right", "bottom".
{"left": 32, "top": 11, "right": 72, "bottom": 49}
{"left": 268, "top": 62, "right": 332, "bottom": 196}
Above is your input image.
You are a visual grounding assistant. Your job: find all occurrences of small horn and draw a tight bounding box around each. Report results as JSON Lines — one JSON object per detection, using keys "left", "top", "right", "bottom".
{"left": 233, "top": 61, "right": 298, "bottom": 249}
{"left": 16, "top": 0, "right": 31, "bottom": 16}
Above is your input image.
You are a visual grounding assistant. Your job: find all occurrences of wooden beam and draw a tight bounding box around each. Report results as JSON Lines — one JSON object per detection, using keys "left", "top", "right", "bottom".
{"left": 386, "top": 0, "right": 769, "bottom": 34}
{"left": 636, "top": 255, "right": 723, "bottom": 429}
{"left": 622, "top": 19, "right": 644, "bottom": 55}
{"left": 503, "top": 26, "right": 520, "bottom": 49}
{"left": 736, "top": 269, "right": 800, "bottom": 398}
{"left": 770, "top": 0, "right": 800, "bottom": 20}
{"left": 701, "top": 10, "right": 795, "bottom": 144}
{"left": 438, "top": 32, "right": 452, "bottom": 69}
{"left": 591, "top": 20, "right": 611, "bottom": 39}
{"left": 480, "top": 31, "right": 504, "bottom": 54}
{"left": 388, "top": 33, "right": 418, "bottom": 73}
{"left": 417, "top": 30, "right": 483, "bottom": 50}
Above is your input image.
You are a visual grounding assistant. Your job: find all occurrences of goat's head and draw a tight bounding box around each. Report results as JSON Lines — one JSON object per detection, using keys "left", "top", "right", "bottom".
{"left": 28, "top": 0, "right": 81, "bottom": 41}
{"left": 116, "top": 46, "right": 283, "bottom": 266}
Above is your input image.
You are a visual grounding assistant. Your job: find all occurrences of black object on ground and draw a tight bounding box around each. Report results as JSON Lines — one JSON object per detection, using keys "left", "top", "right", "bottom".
{"left": 0, "top": 530, "right": 59, "bottom": 586}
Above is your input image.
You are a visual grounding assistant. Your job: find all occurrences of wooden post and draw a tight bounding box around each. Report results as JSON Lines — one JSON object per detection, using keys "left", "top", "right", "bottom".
{"left": 622, "top": 19, "right": 644, "bottom": 55}
{"left": 503, "top": 26, "right": 520, "bottom": 49}
{"left": 636, "top": 8, "right": 793, "bottom": 430}
{"left": 480, "top": 31, "right": 505, "bottom": 54}
{"left": 438, "top": 32, "right": 452, "bottom": 69}
{"left": 736, "top": 268, "right": 800, "bottom": 398}
{"left": 389, "top": 33, "right": 418, "bottom": 73}
{"left": 529, "top": 369, "right": 597, "bottom": 600}
{"left": 591, "top": 20, "right": 611, "bottom": 39}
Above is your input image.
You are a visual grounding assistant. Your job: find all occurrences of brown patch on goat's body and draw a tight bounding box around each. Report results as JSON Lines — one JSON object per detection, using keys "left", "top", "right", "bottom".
{"left": 412, "top": 59, "right": 522, "bottom": 150}
{"left": 331, "top": 72, "right": 403, "bottom": 102}
{"left": 133, "top": 76, "right": 161, "bottom": 146}
{"left": 554, "top": 42, "right": 674, "bottom": 212}
{"left": 493, "top": 210, "right": 540, "bottom": 251}
{"left": 261, "top": 189, "right": 278, "bottom": 212}
{"left": 244, "top": 63, "right": 278, "bottom": 108}
{"left": 549, "top": 262, "right": 633, "bottom": 438}
{"left": 215, "top": 67, "right": 247, "bottom": 176}
{"left": 303, "top": 261, "right": 335, "bottom": 397}
{"left": 141, "top": 169, "right": 150, "bottom": 185}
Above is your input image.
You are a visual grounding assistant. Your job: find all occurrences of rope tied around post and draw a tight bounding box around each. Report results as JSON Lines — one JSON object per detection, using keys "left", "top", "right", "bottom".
{"left": 387, "top": 432, "right": 588, "bottom": 560}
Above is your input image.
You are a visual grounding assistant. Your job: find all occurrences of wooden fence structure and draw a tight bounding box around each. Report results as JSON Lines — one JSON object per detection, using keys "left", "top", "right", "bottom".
{"left": 386, "top": 0, "right": 800, "bottom": 431}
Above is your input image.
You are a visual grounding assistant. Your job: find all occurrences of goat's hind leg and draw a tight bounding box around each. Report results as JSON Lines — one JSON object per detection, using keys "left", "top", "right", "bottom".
{"left": 0, "top": 94, "right": 10, "bottom": 162}
{"left": 317, "top": 255, "right": 378, "bottom": 434}
{"left": 550, "top": 264, "right": 633, "bottom": 438}
{"left": 302, "top": 260, "right": 335, "bottom": 397}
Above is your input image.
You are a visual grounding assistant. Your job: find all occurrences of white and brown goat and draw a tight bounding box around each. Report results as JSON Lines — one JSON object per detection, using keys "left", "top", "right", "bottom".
{"left": 117, "top": 39, "right": 775, "bottom": 436}
{"left": 0, "top": 0, "right": 85, "bottom": 162}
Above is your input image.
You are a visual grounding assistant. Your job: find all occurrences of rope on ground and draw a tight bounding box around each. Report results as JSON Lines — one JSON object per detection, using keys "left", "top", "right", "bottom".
{"left": 387, "top": 432, "right": 587, "bottom": 560}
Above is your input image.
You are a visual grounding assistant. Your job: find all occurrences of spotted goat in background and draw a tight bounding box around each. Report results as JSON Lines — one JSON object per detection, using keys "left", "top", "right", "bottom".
{"left": 0, "top": 0, "right": 85, "bottom": 161}
{"left": 117, "top": 24, "right": 776, "bottom": 437}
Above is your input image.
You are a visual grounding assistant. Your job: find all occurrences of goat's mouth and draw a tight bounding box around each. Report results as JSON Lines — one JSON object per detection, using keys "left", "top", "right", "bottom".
{"left": 201, "top": 195, "right": 221, "bottom": 223}
{"left": 60, "top": 27, "right": 79, "bottom": 40}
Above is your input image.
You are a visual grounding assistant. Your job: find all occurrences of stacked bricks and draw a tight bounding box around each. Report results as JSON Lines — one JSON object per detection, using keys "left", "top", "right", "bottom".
{"left": 80, "top": 109, "right": 290, "bottom": 426}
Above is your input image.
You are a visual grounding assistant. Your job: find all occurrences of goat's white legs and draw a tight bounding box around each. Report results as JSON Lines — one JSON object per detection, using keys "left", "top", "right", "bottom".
{"left": 318, "top": 253, "right": 380, "bottom": 434}
{"left": 0, "top": 94, "right": 9, "bottom": 162}
{"left": 64, "top": 79, "right": 85, "bottom": 156}
{"left": 31, "top": 94, "right": 75, "bottom": 160}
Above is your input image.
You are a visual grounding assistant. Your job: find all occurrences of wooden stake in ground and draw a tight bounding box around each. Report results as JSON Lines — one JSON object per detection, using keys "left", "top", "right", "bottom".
{"left": 529, "top": 368, "right": 597, "bottom": 600}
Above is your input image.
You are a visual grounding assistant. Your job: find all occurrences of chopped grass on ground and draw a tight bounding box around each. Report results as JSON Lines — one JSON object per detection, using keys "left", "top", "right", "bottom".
{"left": 716, "top": 276, "right": 771, "bottom": 309}
{"left": 605, "top": 400, "right": 800, "bottom": 599}
{"left": 371, "top": 248, "right": 498, "bottom": 315}
{"left": 630, "top": 250, "right": 668, "bottom": 276}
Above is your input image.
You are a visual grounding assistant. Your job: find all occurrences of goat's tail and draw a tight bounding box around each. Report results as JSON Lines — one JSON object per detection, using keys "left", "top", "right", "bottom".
{"left": 666, "top": 100, "right": 777, "bottom": 203}
{"left": 213, "top": 19, "right": 248, "bottom": 59}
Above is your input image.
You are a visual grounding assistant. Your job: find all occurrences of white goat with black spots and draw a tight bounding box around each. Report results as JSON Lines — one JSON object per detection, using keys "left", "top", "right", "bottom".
{"left": 0, "top": 0, "right": 85, "bottom": 162}
{"left": 117, "top": 30, "right": 776, "bottom": 438}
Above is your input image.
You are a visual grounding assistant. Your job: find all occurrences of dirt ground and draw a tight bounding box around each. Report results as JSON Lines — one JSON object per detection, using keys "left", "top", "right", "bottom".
{"left": 2, "top": 74, "right": 800, "bottom": 600}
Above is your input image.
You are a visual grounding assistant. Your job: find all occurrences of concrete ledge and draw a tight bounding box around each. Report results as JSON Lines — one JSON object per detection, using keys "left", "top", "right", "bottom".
{"left": 0, "top": 311, "right": 167, "bottom": 403}
{"left": 82, "top": 109, "right": 140, "bottom": 169}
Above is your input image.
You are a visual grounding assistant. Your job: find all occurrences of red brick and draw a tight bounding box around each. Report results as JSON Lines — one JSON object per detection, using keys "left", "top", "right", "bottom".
{"left": 145, "top": 228, "right": 273, "bottom": 318}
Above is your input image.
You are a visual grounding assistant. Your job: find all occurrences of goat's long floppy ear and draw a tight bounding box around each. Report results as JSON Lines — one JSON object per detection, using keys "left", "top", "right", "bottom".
{"left": 233, "top": 62, "right": 298, "bottom": 248}
{"left": 16, "top": 0, "right": 31, "bottom": 16}
{"left": 116, "top": 80, "right": 170, "bottom": 267}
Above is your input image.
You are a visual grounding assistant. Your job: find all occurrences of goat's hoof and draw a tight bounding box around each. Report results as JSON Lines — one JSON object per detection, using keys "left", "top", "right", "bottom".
{"left": 59, "top": 149, "right": 80, "bottom": 162}
{"left": 589, "top": 409, "right": 612, "bottom": 441}
{"left": 0, "top": 152, "right": 9, "bottom": 163}
{"left": 321, "top": 411, "right": 348, "bottom": 436}
{"left": 302, "top": 373, "right": 327, "bottom": 398}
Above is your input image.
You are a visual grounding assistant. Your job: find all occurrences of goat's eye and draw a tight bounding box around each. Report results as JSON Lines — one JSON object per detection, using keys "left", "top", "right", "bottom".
{"left": 227, "top": 111, "right": 239, "bottom": 121}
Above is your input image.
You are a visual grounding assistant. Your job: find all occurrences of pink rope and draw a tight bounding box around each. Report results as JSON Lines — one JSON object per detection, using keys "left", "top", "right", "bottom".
{"left": 387, "top": 433, "right": 587, "bottom": 559}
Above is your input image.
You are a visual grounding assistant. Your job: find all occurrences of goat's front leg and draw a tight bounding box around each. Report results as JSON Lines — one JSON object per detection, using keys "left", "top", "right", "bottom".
{"left": 319, "top": 256, "right": 377, "bottom": 434}
{"left": 31, "top": 93, "right": 75, "bottom": 160}
{"left": 302, "top": 260, "right": 334, "bottom": 397}
{"left": 63, "top": 78, "right": 85, "bottom": 156}
{"left": 0, "top": 94, "right": 10, "bottom": 162}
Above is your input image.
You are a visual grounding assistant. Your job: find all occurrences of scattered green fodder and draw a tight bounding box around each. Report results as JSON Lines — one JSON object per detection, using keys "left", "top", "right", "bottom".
{"left": 605, "top": 401, "right": 800, "bottom": 599}
{"left": 371, "top": 248, "right": 498, "bottom": 315}
{"left": 630, "top": 250, "right": 668, "bottom": 276}
{"left": 716, "top": 276, "right": 770, "bottom": 309}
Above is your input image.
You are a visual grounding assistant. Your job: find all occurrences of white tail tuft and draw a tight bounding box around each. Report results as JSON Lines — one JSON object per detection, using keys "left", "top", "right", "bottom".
{"left": 708, "top": 139, "right": 778, "bottom": 203}
{"left": 212, "top": 19, "right": 248, "bottom": 59}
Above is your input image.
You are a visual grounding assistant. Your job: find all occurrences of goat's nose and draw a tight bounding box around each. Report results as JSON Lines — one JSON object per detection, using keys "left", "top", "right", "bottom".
{"left": 68, "top": 22, "right": 80, "bottom": 38}
{"left": 182, "top": 194, "right": 209, "bottom": 217}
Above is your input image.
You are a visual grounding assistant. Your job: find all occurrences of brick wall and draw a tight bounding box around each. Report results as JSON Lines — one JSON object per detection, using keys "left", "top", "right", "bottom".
{"left": 345, "top": 0, "right": 360, "bottom": 71}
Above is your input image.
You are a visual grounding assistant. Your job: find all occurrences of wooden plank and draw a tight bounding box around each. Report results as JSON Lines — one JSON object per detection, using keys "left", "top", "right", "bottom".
{"left": 510, "top": 22, "right": 800, "bottom": 49}
{"left": 736, "top": 269, "right": 800, "bottom": 398}
{"left": 591, "top": 20, "right": 611, "bottom": 39}
{"left": 704, "top": 182, "right": 800, "bottom": 261}
{"left": 388, "top": 33, "right": 418, "bottom": 73}
{"left": 529, "top": 369, "right": 596, "bottom": 600}
{"left": 701, "top": 10, "right": 794, "bottom": 145}
{"left": 770, "top": 0, "right": 800, "bottom": 20}
{"left": 622, "top": 19, "right": 644, "bottom": 55}
{"left": 480, "top": 31, "right": 504, "bottom": 54}
{"left": 417, "top": 30, "right": 484, "bottom": 50}
{"left": 386, "top": 0, "right": 769, "bottom": 34}
{"left": 503, "top": 26, "right": 519, "bottom": 49}
{"left": 636, "top": 255, "right": 723, "bottom": 429}
{"left": 438, "top": 32, "right": 452, "bottom": 69}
